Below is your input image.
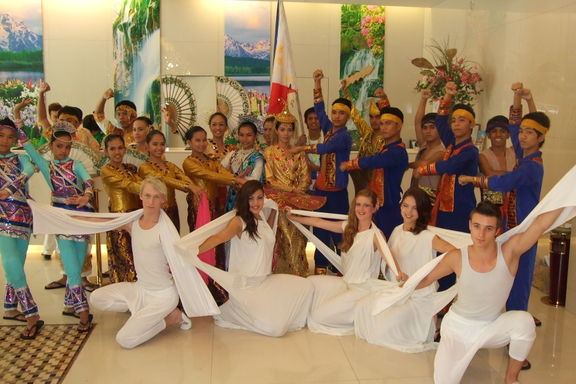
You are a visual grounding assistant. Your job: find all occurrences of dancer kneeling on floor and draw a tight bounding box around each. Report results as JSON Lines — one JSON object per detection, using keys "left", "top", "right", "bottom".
{"left": 417, "top": 201, "right": 563, "bottom": 384}
{"left": 287, "top": 189, "right": 406, "bottom": 336}
{"left": 27, "top": 177, "right": 219, "bottom": 349}
{"left": 179, "top": 180, "right": 314, "bottom": 337}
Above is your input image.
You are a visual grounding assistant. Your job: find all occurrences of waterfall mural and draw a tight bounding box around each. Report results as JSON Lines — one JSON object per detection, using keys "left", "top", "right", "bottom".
{"left": 113, "top": 0, "right": 160, "bottom": 125}
{"left": 0, "top": 0, "right": 43, "bottom": 146}
{"left": 340, "top": 5, "right": 386, "bottom": 149}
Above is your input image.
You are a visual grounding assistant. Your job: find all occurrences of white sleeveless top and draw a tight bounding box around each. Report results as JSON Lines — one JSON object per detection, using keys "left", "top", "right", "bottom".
{"left": 228, "top": 217, "right": 275, "bottom": 278}
{"left": 340, "top": 221, "right": 381, "bottom": 285}
{"left": 451, "top": 244, "right": 514, "bottom": 322}
{"left": 131, "top": 219, "right": 174, "bottom": 290}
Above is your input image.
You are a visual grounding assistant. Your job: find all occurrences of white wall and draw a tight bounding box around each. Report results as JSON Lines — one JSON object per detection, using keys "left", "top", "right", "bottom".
{"left": 39, "top": 0, "right": 576, "bottom": 195}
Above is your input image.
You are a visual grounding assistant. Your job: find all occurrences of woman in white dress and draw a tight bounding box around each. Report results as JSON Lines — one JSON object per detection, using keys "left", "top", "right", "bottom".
{"left": 193, "top": 180, "right": 314, "bottom": 337}
{"left": 355, "top": 187, "right": 456, "bottom": 352}
{"left": 287, "top": 189, "right": 406, "bottom": 336}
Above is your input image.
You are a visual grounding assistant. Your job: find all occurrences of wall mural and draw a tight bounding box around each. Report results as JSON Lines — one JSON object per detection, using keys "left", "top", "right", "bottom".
{"left": 113, "top": 0, "right": 160, "bottom": 125}
{"left": 0, "top": 0, "right": 43, "bottom": 146}
{"left": 340, "top": 5, "right": 386, "bottom": 149}
{"left": 224, "top": 0, "right": 271, "bottom": 119}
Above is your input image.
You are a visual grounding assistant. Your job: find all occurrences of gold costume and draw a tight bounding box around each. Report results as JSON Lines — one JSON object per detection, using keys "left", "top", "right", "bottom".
{"left": 350, "top": 104, "right": 385, "bottom": 193}
{"left": 264, "top": 145, "right": 311, "bottom": 276}
{"left": 101, "top": 164, "right": 142, "bottom": 283}
{"left": 138, "top": 160, "right": 192, "bottom": 232}
{"left": 182, "top": 154, "right": 234, "bottom": 230}
{"left": 205, "top": 139, "right": 233, "bottom": 161}
{"left": 182, "top": 154, "right": 234, "bottom": 305}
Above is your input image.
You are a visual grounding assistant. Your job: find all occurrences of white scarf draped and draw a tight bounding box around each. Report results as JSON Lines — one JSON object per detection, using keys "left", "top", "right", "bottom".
{"left": 287, "top": 211, "right": 400, "bottom": 278}
{"left": 174, "top": 199, "right": 279, "bottom": 291}
{"left": 27, "top": 200, "right": 220, "bottom": 318}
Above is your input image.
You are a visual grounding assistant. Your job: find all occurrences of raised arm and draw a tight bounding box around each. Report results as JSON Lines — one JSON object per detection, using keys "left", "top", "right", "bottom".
{"left": 37, "top": 82, "right": 52, "bottom": 129}
{"left": 286, "top": 208, "right": 345, "bottom": 233}
{"left": 414, "top": 90, "right": 431, "bottom": 146}
{"left": 95, "top": 88, "right": 114, "bottom": 117}
{"left": 198, "top": 216, "right": 243, "bottom": 253}
{"left": 504, "top": 207, "right": 564, "bottom": 261}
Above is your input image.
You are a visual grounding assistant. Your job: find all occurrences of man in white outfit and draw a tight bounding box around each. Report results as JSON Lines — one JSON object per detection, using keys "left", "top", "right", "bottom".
{"left": 417, "top": 201, "right": 562, "bottom": 384}
{"left": 90, "top": 177, "right": 192, "bottom": 349}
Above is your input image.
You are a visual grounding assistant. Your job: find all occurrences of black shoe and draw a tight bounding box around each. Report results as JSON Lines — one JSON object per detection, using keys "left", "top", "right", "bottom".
{"left": 42, "top": 253, "right": 52, "bottom": 260}
{"left": 533, "top": 316, "right": 542, "bottom": 327}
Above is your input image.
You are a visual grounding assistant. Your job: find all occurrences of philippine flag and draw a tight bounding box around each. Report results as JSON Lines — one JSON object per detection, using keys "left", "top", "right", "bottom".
{"left": 268, "top": 0, "right": 298, "bottom": 115}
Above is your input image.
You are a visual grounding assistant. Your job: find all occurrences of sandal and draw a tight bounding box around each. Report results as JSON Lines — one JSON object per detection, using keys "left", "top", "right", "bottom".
{"left": 77, "top": 315, "right": 94, "bottom": 333}
{"left": 20, "top": 320, "right": 44, "bottom": 340}
{"left": 521, "top": 359, "right": 531, "bottom": 371}
{"left": 44, "top": 280, "right": 66, "bottom": 290}
{"left": 3, "top": 313, "right": 27, "bottom": 323}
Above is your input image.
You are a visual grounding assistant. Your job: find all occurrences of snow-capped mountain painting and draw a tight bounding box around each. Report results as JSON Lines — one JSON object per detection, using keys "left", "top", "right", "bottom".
{"left": 224, "top": 34, "right": 270, "bottom": 60}
{"left": 0, "top": 13, "right": 42, "bottom": 52}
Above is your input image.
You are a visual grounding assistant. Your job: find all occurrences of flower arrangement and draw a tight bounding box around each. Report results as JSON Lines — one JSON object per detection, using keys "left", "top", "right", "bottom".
{"left": 0, "top": 79, "right": 44, "bottom": 147}
{"left": 360, "top": 6, "right": 386, "bottom": 56}
{"left": 412, "top": 40, "right": 482, "bottom": 106}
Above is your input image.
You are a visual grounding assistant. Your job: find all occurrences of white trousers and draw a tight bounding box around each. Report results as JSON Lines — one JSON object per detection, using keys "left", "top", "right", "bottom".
{"left": 90, "top": 282, "right": 179, "bottom": 349}
{"left": 434, "top": 310, "right": 536, "bottom": 384}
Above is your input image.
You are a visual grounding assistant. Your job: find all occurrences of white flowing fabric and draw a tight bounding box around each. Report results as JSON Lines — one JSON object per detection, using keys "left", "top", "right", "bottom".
{"left": 359, "top": 164, "right": 576, "bottom": 354}
{"left": 286, "top": 214, "right": 399, "bottom": 336}
{"left": 27, "top": 200, "right": 220, "bottom": 318}
{"left": 175, "top": 199, "right": 314, "bottom": 337}
{"left": 307, "top": 224, "right": 395, "bottom": 335}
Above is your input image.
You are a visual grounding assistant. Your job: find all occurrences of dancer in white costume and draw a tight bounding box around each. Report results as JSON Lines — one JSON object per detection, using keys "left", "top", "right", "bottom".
{"left": 180, "top": 180, "right": 314, "bottom": 337}
{"left": 417, "top": 201, "right": 564, "bottom": 384}
{"left": 27, "top": 177, "right": 219, "bottom": 349}
{"left": 355, "top": 187, "right": 456, "bottom": 351}
{"left": 287, "top": 189, "right": 406, "bottom": 336}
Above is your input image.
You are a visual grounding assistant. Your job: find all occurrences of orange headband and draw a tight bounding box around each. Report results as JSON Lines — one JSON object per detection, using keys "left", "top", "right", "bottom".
{"left": 452, "top": 109, "right": 475, "bottom": 124}
{"left": 521, "top": 119, "right": 548, "bottom": 135}
{"left": 380, "top": 113, "right": 402, "bottom": 124}
{"left": 332, "top": 103, "right": 351, "bottom": 115}
{"left": 116, "top": 105, "right": 136, "bottom": 115}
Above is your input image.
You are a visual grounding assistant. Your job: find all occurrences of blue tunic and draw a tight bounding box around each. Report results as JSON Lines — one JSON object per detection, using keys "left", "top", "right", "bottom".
{"left": 358, "top": 139, "right": 408, "bottom": 238}
{"left": 433, "top": 114, "right": 479, "bottom": 232}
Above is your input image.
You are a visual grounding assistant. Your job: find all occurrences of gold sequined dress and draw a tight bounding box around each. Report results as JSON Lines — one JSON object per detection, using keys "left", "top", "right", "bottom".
{"left": 264, "top": 145, "right": 311, "bottom": 276}
{"left": 100, "top": 163, "right": 142, "bottom": 282}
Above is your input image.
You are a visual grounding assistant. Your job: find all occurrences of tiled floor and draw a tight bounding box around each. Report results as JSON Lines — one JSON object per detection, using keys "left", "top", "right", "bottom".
{"left": 1, "top": 245, "right": 575, "bottom": 384}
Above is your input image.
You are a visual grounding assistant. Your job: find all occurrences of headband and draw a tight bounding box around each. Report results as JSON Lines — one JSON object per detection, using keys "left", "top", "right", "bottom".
{"left": 380, "top": 113, "right": 402, "bottom": 124}
{"left": 521, "top": 118, "right": 548, "bottom": 135}
{"left": 452, "top": 109, "right": 475, "bottom": 124}
{"left": 0, "top": 124, "right": 17, "bottom": 132}
{"left": 332, "top": 103, "right": 351, "bottom": 115}
{"left": 116, "top": 105, "right": 137, "bottom": 114}
{"left": 369, "top": 102, "right": 380, "bottom": 116}
{"left": 486, "top": 121, "right": 509, "bottom": 133}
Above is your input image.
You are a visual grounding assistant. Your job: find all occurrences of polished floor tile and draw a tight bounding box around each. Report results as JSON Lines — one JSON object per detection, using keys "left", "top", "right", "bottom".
{"left": 1, "top": 246, "right": 575, "bottom": 383}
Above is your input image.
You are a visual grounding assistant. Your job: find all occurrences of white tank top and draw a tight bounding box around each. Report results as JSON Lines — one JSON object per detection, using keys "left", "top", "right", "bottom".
{"left": 451, "top": 244, "right": 514, "bottom": 322}
{"left": 131, "top": 219, "right": 174, "bottom": 290}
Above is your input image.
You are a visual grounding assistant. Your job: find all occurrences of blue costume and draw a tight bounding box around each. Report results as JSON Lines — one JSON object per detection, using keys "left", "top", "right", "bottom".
{"left": 23, "top": 135, "right": 94, "bottom": 315}
{"left": 224, "top": 149, "right": 265, "bottom": 212}
{"left": 0, "top": 147, "right": 37, "bottom": 318}
{"left": 418, "top": 106, "right": 478, "bottom": 291}
{"left": 346, "top": 139, "right": 407, "bottom": 239}
{"left": 308, "top": 100, "right": 352, "bottom": 269}
{"left": 481, "top": 120, "right": 543, "bottom": 311}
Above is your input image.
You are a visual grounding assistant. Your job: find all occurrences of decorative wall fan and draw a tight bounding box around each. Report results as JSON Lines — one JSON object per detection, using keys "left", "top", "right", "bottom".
{"left": 38, "top": 141, "right": 100, "bottom": 176}
{"left": 215, "top": 76, "right": 250, "bottom": 136}
{"left": 161, "top": 76, "right": 197, "bottom": 140}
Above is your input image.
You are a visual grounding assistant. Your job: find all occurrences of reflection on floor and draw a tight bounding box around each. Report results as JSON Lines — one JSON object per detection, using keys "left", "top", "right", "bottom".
{"left": 1, "top": 245, "right": 575, "bottom": 384}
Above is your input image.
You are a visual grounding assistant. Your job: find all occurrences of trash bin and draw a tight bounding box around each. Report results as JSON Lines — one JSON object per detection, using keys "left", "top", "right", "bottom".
{"left": 548, "top": 225, "right": 571, "bottom": 306}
